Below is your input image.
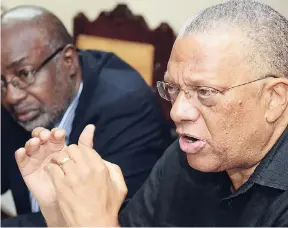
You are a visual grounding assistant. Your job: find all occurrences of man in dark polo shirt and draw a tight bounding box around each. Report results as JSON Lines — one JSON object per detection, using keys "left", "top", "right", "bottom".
{"left": 5, "top": 0, "right": 288, "bottom": 227}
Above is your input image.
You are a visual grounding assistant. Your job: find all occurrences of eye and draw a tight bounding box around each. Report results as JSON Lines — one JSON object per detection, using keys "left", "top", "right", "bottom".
{"left": 15, "top": 69, "right": 34, "bottom": 84}
{"left": 166, "top": 84, "right": 179, "bottom": 95}
{"left": 197, "top": 87, "right": 219, "bottom": 98}
{"left": 16, "top": 69, "right": 30, "bottom": 78}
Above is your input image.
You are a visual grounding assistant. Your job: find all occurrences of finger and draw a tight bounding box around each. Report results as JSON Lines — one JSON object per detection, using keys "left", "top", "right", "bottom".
{"left": 31, "top": 127, "right": 45, "bottom": 137}
{"left": 32, "top": 127, "right": 51, "bottom": 144}
{"left": 15, "top": 148, "right": 30, "bottom": 171}
{"left": 66, "top": 144, "right": 87, "bottom": 167}
{"left": 78, "top": 124, "right": 95, "bottom": 149}
{"left": 50, "top": 128, "right": 66, "bottom": 143}
{"left": 25, "top": 138, "right": 43, "bottom": 158}
{"left": 77, "top": 125, "right": 102, "bottom": 165}
{"left": 51, "top": 152, "right": 76, "bottom": 176}
{"left": 45, "top": 163, "right": 65, "bottom": 188}
{"left": 49, "top": 128, "right": 67, "bottom": 152}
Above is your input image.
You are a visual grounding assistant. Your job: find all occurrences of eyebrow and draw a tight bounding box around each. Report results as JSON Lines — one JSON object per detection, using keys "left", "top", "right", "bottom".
{"left": 182, "top": 73, "right": 225, "bottom": 89}
{"left": 163, "top": 72, "right": 175, "bottom": 83}
{"left": 6, "top": 56, "right": 28, "bottom": 70}
{"left": 164, "top": 71, "right": 209, "bottom": 85}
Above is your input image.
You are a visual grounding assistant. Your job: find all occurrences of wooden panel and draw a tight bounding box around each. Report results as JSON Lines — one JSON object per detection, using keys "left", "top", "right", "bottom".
{"left": 73, "top": 4, "right": 176, "bottom": 123}
{"left": 76, "top": 34, "right": 154, "bottom": 86}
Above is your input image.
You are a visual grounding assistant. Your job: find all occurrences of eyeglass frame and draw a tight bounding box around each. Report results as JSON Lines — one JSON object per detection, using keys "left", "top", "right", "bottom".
{"left": 156, "top": 74, "right": 278, "bottom": 105}
{"left": 1, "top": 45, "right": 67, "bottom": 97}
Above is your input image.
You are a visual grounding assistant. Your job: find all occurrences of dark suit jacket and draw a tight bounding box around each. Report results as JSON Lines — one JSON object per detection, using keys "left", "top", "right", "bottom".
{"left": 1, "top": 50, "right": 172, "bottom": 224}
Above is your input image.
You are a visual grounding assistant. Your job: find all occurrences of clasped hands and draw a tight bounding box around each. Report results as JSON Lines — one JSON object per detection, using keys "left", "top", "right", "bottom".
{"left": 15, "top": 125, "right": 127, "bottom": 227}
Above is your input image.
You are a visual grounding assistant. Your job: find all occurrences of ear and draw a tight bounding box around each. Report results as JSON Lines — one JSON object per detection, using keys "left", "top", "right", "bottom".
{"left": 265, "top": 78, "right": 288, "bottom": 123}
{"left": 61, "top": 44, "right": 79, "bottom": 78}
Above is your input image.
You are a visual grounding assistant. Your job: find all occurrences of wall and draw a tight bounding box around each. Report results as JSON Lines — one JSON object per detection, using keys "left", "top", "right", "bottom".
{"left": 2, "top": 0, "right": 288, "bottom": 35}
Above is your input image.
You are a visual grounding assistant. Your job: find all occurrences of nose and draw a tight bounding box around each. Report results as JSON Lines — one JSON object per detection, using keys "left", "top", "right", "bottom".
{"left": 170, "top": 91, "right": 200, "bottom": 124}
{"left": 3, "top": 84, "right": 27, "bottom": 105}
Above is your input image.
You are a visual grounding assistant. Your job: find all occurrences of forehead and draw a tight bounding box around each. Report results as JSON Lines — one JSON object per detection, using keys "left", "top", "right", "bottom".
{"left": 1, "top": 22, "right": 48, "bottom": 65}
{"left": 167, "top": 31, "right": 249, "bottom": 85}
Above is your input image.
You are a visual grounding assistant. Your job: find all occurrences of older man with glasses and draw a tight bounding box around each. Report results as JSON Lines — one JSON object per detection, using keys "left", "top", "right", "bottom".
{"left": 1, "top": 5, "right": 172, "bottom": 224}
{"left": 3, "top": 0, "right": 288, "bottom": 227}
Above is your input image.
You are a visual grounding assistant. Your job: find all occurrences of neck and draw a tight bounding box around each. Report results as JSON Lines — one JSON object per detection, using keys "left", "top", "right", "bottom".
{"left": 227, "top": 166, "right": 257, "bottom": 191}
{"left": 227, "top": 121, "right": 288, "bottom": 191}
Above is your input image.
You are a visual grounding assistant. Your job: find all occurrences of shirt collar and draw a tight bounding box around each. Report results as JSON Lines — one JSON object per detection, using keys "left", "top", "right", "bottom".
{"left": 228, "top": 127, "right": 288, "bottom": 200}
{"left": 250, "top": 127, "right": 288, "bottom": 190}
{"left": 56, "top": 82, "right": 83, "bottom": 143}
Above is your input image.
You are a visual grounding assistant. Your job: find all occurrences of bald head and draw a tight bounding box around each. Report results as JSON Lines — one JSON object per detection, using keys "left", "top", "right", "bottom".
{"left": 2, "top": 5, "right": 72, "bottom": 51}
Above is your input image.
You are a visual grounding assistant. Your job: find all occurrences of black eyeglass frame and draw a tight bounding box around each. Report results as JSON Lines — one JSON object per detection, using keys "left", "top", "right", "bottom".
{"left": 1, "top": 45, "right": 67, "bottom": 97}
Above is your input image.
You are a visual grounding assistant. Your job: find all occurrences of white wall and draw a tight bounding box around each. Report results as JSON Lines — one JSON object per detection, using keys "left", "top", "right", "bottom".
{"left": 2, "top": 0, "right": 288, "bottom": 35}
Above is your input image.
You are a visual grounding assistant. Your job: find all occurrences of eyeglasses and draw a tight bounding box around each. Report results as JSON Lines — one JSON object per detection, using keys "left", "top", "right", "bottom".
{"left": 1, "top": 45, "right": 66, "bottom": 98}
{"left": 156, "top": 74, "right": 278, "bottom": 106}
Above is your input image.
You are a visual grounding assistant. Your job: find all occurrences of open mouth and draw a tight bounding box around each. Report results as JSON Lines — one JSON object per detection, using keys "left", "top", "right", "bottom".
{"left": 182, "top": 134, "right": 201, "bottom": 143}
{"left": 179, "top": 133, "right": 207, "bottom": 154}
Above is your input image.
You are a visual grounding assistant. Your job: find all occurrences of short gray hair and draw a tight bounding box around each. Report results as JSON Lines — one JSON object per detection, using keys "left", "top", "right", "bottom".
{"left": 179, "top": 0, "right": 288, "bottom": 78}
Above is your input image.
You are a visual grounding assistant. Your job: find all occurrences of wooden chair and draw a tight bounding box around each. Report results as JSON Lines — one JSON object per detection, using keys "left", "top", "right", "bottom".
{"left": 73, "top": 4, "right": 176, "bottom": 122}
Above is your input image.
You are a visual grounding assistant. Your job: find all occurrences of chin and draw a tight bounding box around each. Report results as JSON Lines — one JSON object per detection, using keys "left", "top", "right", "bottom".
{"left": 17, "top": 114, "right": 52, "bottom": 132}
{"left": 186, "top": 153, "right": 224, "bottom": 173}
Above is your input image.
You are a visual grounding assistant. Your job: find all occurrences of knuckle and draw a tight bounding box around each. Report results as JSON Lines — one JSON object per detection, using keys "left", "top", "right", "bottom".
{"left": 95, "top": 163, "right": 107, "bottom": 173}
{"left": 123, "top": 186, "right": 128, "bottom": 195}
{"left": 68, "top": 174, "right": 81, "bottom": 187}
{"left": 113, "top": 164, "right": 121, "bottom": 171}
{"left": 68, "top": 144, "right": 78, "bottom": 150}
{"left": 53, "top": 128, "right": 65, "bottom": 137}
{"left": 51, "top": 127, "right": 60, "bottom": 133}
{"left": 50, "top": 144, "right": 64, "bottom": 152}
{"left": 81, "top": 167, "right": 94, "bottom": 178}
{"left": 67, "top": 144, "right": 78, "bottom": 154}
{"left": 25, "top": 140, "right": 30, "bottom": 148}
{"left": 35, "top": 127, "right": 46, "bottom": 137}
{"left": 31, "top": 127, "right": 42, "bottom": 136}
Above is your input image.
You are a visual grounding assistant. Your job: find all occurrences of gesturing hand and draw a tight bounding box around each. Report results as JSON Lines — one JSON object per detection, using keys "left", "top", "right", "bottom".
{"left": 15, "top": 127, "right": 68, "bottom": 226}
{"left": 15, "top": 127, "right": 67, "bottom": 207}
{"left": 45, "top": 125, "right": 128, "bottom": 227}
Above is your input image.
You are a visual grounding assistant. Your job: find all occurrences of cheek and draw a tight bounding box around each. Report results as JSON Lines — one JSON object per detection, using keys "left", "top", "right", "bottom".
{"left": 209, "top": 96, "right": 263, "bottom": 150}
{"left": 28, "top": 76, "right": 57, "bottom": 106}
{"left": 204, "top": 100, "right": 248, "bottom": 146}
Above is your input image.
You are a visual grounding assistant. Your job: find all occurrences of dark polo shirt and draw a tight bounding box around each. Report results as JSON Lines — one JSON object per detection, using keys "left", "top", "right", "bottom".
{"left": 119, "top": 128, "right": 288, "bottom": 226}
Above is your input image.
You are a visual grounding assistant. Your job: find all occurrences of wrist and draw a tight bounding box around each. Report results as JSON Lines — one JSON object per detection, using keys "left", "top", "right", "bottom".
{"left": 40, "top": 204, "right": 67, "bottom": 227}
{"left": 98, "top": 214, "right": 120, "bottom": 227}
{"left": 81, "top": 214, "right": 119, "bottom": 227}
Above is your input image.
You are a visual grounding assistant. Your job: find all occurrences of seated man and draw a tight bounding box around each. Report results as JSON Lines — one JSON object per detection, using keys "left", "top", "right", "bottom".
{"left": 1, "top": 5, "right": 172, "bottom": 218}
{"left": 4, "top": 0, "right": 288, "bottom": 227}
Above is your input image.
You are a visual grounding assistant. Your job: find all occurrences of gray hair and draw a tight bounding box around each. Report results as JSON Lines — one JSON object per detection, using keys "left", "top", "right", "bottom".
{"left": 179, "top": 0, "right": 288, "bottom": 78}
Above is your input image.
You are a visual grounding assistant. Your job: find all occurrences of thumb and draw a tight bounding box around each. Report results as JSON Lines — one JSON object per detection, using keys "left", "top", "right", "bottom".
{"left": 78, "top": 124, "right": 95, "bottom": 148}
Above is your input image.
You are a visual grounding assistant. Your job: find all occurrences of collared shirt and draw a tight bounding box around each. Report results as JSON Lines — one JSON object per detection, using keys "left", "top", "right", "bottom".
{"left": 56, "top": 82, "right": 83, "bottom": 144}
{"left": 119, "top": 128, "right": 288, "bottom": 226}
{"left": 30, "top": 82, "right": 83, "bottom": 212}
